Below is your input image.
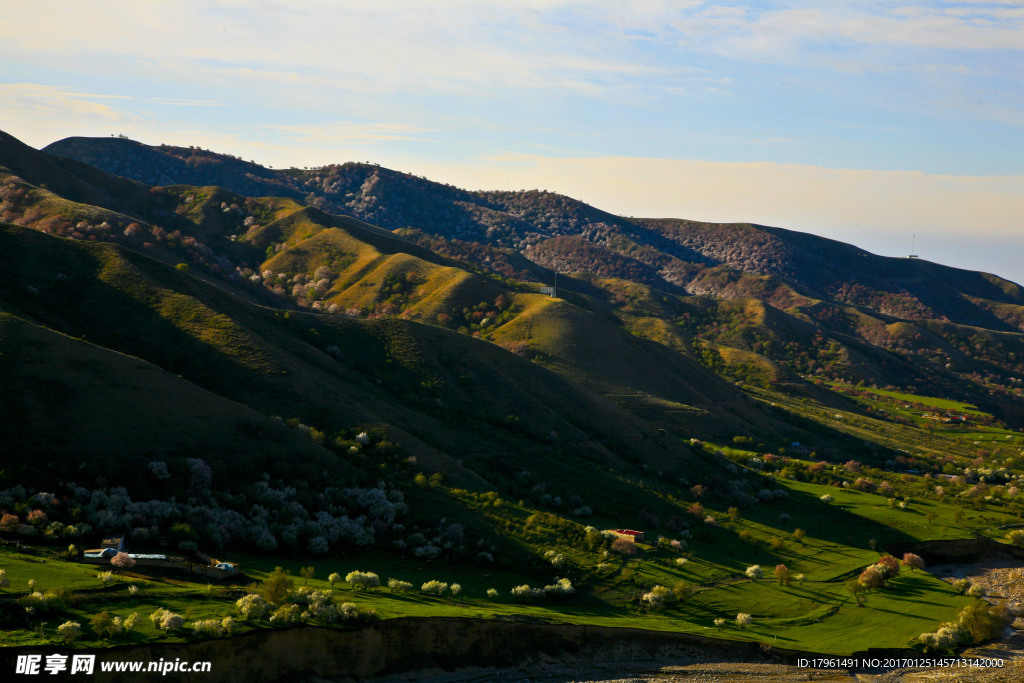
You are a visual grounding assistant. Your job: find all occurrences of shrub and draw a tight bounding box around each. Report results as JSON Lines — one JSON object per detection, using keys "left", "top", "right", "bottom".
{"left": 191, "top": 618, "right": 229, "bottom": 638}
{"left": 957, "top": 600, "right": 1010, "bottom": 643}
{"left": 793, "top": 528, "right": 806, "bottom": 543}
{"left": 672, "top": 581, "right": 694, "bottom": 602}
{"left": 967, "top": 584, "right": 986, "bottom": 598}
{"left": 545, "top": 551, "right": 567, "bottom": 568}
{"left": 57, "top": 621, "right": 82, "bottom": 644}
{"left": 486, "top": 588, "right": 499, "bottom": 600}
{"left": 269, "top": 604, "right": 302, "bottom": 625}
{"left": 769, "top": 537, "right": 785, "bottom": 551}
{"left": 510, "top": 584, "right": 545, "bottom": 601}
{"left": 953, "top": 579, "right": 972, "bottom": 595}
{"left": 820, "top": 494, "right": 834, "bottom": 504}
{"left": 919, "top": 623, "right": 966, "bottom": 652}
{"left": 544, "top": 578, "right": 574, "bottom": 597}
{"left": 90, "top": 611, "right": 118, "bottom": 639}
{"left": 345, "top": 571, "right": 380, "bottom": 590}
{"left": 20, "top": 589, "right": 67, "bottom": 614}
{"left": 745, "top": 565, "right": 763, "bottom": 581}
{"left": 610, "top": 537, "right": 638, "bottom": 556}
{"left": 450, "top": 583, "right": 462, "bottom": 597}
{"left": 1006, "top": 529, "right": 1024, "bottom": 547}
{"left": 713, "top": 617, "right": 727, "bottom": 630}
{"left": 97, "top": 571, "right": 114, "bottom": 586}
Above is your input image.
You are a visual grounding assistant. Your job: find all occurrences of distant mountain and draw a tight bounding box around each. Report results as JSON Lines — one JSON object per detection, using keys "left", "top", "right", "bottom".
{"left": 5, "top": 130, "right": 797, "bottom": 499}
{"left": 1, "top": 125, "right": 1022, "bottom": 570}
{"left": 39, "top": 134, "right": 1024, "bottom": 425}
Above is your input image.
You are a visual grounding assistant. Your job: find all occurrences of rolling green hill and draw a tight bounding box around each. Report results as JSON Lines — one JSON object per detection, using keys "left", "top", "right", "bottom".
{"left": 0, "top": 130, "right": 1022, "bottom": 662}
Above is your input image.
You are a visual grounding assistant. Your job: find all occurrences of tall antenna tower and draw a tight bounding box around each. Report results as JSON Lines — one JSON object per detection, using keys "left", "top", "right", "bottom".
{"left": 908, "top": 234, "right": 919, "bottom": 259}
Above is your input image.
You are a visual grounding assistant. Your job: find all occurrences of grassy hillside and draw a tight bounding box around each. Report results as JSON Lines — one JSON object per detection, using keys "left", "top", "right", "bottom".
{"left": 0, "top": 130, "right": 1021, "bottom": 663}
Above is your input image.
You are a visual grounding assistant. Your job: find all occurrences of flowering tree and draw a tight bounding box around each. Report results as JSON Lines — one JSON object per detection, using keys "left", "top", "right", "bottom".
{"left": 236, "top": 594, "right": 268, "bottom": 619}
{"left": 510, "top": 584, "right": 545, "bottom": 601}
{"left": 57, "top": 621, "right": 82, "bottom": 644}
{"left": 876, "top": 555, "right": 900, "bottom": 584}
{"left": 123, "top": 613, "right": 143, "bottom": 633}
{"left": 388, "top": 578, "right": 413, "bottom": 593}
{"left": 421, "top": 580, "right": 448, "bottom": 596}
{"left": 544, "top": 578, "right": 574, "bottom": 597}
{"left": 641, "top": 585, "right": 672, "bottom": 611}
{"left": 736, "top": 613, "right": 753, "bottom": 628}
{"left": 269, "top": 604, "right": 302, "bottom": 625}
{"left": 774, "top": 564, "right": 792, "bottom": 586}
{"left": 150, "top": 609, "right": 183, "bottom": 632}
{"left": 745, "top": 565, "right": 763, "bottom": 581}
{"left": 27, "top": 509, "right": 48, "bottom": 526}
{"left": 345, "top": 570, "right": 380, "bottom": 590}
{"left": 858, "top": 565, "right": 884, "bottom": 589}
{"left": 901, "top": 553, "right": 925, "bottom": 572}
{"left": 0, "top": 513, "right": 19, "bottom": 531}
{"left": 110, "top": 552, "right": 136, "bottom": 573}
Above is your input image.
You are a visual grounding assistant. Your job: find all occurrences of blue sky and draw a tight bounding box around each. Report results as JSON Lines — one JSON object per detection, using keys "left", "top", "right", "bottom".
{"left": 2, "top": 1, "right": 1022, "bottom": 280}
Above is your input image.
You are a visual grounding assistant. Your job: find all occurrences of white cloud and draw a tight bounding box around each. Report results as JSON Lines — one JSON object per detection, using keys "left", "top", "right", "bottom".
{"left": 262, "top": 121, "right": 436, "bottom": 145}
{"left": 0, "top": 84, "right": 129, "bottom": 120}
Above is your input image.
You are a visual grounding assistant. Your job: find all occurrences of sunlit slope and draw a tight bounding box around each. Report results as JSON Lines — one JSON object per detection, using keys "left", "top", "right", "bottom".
{"left": 0, "top": 223, "right": 720, "bottom": 490}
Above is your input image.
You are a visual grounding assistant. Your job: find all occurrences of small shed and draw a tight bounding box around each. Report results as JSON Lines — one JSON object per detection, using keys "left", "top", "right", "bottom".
{"left": 608, "top": 529, "right": 645, "bottom": 543}
{"left": 100, "top": 535, "right": 126, "bottom": 551}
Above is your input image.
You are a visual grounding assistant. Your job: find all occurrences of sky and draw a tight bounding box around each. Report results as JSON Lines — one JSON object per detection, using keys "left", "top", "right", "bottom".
{"left": 1, "top": 0, "right": 1022, "bottom": 281}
